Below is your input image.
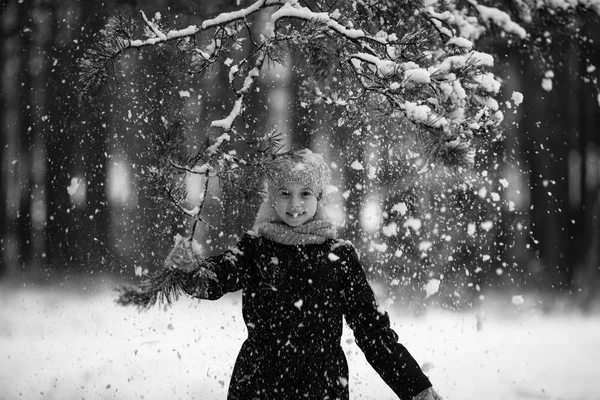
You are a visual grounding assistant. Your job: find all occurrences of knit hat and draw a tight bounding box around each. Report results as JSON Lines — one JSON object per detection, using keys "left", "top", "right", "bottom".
{"left": 265, "top": 149, "right": 330, "bottom": 200}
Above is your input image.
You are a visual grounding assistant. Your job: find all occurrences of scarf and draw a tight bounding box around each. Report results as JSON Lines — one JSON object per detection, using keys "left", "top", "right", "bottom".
{"left": 255, "top": 220, "right": 337, "bottom": 245}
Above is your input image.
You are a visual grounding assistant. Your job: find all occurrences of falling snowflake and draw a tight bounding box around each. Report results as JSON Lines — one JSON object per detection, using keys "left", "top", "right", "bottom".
{"left": 511, "top": 295, "right": 524, "bottom": 305}
{"left": 424, "top": 279, "right": 440, "bottom": 298}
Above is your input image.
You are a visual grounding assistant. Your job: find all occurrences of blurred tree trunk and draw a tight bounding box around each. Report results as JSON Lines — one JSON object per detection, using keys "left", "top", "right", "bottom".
{"left": 479, "top": 17, "right": 600, "bottom": 303}
{"left": 45, "top": 1, "right": 77, "bottom": 270}
{"left": 289, "top": 52, "right": 314, "bottom": 150}
{"left": 79, "top": 5, "right": 112, "bottom": 270}
{"left": 0, "top": 2, "right": 37, "bottom": 276}
{"left": 331, "top": 122, "right": 364, "bottom": 244}
{"left": 1, "top": 0, "right": 54, "bottom": 277}
{"left": 572, "top": 16, "right": 600, "bottom": 309}
{"left": 0, "top": 2, "right": 20, "bottom": 276}
{"left": 29, "top": 1, "right": 55, "bottom": 271}
{"left": 0, "top": 6, "right": 9, "bottom": 276}
{"left": 45, "top": 1, "right": 111, "bottom": 272}
{"left": 520, "top": 32, "right": 574, "bottom": 294}
{"left": 0, "top": 61, "right": 5, "bottom": 276}
{"left": 16, "top": 1, "right": 35, "bottom": 271}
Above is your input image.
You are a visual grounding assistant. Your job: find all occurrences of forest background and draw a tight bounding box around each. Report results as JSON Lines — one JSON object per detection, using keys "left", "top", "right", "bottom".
{"left": 2, "top": 0, "right": 600, "bottom": 309}
{"left": 1, "top": 1, "right": 600, "bottom": 398}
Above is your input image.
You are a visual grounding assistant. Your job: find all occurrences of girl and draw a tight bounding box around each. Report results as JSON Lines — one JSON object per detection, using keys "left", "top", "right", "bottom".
{"left": 119, "top": 149, "right": 445, "bottom": 400}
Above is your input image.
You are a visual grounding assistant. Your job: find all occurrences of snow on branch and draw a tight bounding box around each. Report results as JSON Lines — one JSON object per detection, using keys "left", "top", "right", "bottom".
{"left": 466, "top": 0, "right": 527, "bottom": 39}
{"left": 201, "top": 0, "right": 280, "bottom": 29}
{"left": 77, "top": 0, "right": 600, "bottom": 295}
{"left": 79, "top": 0, "right": 281, "bottom": 99}
{"left": 129, "top": 0, "right": 282, "bottom": 48}
{"left": 83, "top": 0, "right": 560, "bottom": 179}
{"left": 210, "top": 59, "right": 263, "bottom": 137}
{"left": 269, "top": 3, "right": 388, "bottom": 44}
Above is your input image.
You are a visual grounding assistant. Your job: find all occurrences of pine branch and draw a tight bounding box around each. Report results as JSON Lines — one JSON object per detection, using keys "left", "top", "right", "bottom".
{"left": 115, "top": 255, "right": 218, "bottom": 310}
{"left": 168, "top": 159, "right": 214, "bottom": 176}
{"left": 422, "top": 11, "right": 456, "bottom": 41}
{"left": 115, "top": 267, "right": 191, "bottom": 310}
{"left": 417, "top": 129, "right": 476, "bottom": 168}
{"left": 79, "top": 13, "right": 133, "bottom": 103}
{"left": 81, "top": 0, "right": 511, "bottom": 178}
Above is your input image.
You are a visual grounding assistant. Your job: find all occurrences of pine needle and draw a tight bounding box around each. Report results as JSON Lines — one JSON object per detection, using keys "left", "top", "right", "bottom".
{"left": 115, "top": 267, "right": 191, "bottom": 310}
{"left": 78, "top": 13, "right": 133, "bottom": 103}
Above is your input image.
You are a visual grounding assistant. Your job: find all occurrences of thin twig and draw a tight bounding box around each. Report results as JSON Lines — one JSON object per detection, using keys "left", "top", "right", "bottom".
{"left": 169, "top": 159, "right": 215, "bottom": 176}
{"left": 190, "top": 169, "right": 212, "bottom": 239}
{"left": 165, "top": 186, "right": 211, "bottom": 227}
{"left": 140, "top": 10, "right": 166, "bottom": 40}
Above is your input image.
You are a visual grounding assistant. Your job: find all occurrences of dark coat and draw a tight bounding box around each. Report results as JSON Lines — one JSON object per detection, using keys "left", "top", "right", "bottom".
{"left": 184, "top": 233, "right": 431, "bottom": 400}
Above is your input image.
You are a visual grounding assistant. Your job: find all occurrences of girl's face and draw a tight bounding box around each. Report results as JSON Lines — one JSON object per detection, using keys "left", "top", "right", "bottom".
{"left": 272, "top": 182, "right": 318, "bottom": 227}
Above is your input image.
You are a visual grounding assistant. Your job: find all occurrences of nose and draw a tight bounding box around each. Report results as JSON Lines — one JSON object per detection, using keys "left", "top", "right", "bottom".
{"left": 289, "top": 196, "right": 303, "bottom": 208}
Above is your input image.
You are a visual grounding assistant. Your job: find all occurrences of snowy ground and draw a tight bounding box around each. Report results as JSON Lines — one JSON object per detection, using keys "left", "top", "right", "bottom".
{"left": 1, "top": 282, "right": 599, "bottom": 400}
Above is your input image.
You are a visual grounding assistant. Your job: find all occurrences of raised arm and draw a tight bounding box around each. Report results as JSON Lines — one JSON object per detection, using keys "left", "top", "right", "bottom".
{"left": 336, "top": 243, "right": 434, "bottom": 400}
{"left": 178, "top": 234, "right": 255, "bottom": 300}
{"left": 116, "top": 234, "right": 256, "bottom": 308}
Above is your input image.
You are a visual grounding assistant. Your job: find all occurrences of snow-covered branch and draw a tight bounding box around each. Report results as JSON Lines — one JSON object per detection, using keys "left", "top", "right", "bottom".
{"left": 270, "top": 3, "right": 389, "bottom": 45}
{"left": 83, "top": 0, "right": 600, "bottom": 185}
{"left": 129, "top": 0, "right": 282, "bottom": 48}
{"left": 207, "top": 45, "right": 268, "bottom": 155}
{"left": 76, "top": 0, "right": 600, "bottom": 240}
{"left": 81, "top": 0, "right": 505, "bottom": 151}
{"left": 466, "top": 0, "right": 527, "bottom": 39}
{"left": 201, "top": 0, "right": 281, "bottom": 29}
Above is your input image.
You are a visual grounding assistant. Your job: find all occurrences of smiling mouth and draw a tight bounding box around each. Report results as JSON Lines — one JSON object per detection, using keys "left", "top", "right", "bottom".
{"left": 287, "top": 212, "right": 305, "bottom": 218}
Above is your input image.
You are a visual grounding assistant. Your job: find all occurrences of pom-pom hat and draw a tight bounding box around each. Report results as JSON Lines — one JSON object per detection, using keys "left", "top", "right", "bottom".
{"left": 266, "top": 149, "right": 330, "bottom": 200}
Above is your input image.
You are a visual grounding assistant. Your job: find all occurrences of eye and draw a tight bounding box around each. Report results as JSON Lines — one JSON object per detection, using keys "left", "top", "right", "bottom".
{"left": 301, "top": 190, "right": 315, "bottom": 197}
{"left": 277, "top": 189, "right": 291, "bottom": 197}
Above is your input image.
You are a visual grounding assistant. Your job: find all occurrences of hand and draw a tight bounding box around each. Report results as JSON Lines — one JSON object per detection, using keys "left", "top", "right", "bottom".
{"left": 164, "top": 236, "right": 198, "bottom": 272}
{"left": 413, "top": 387, "right": 444, "bottom": 400}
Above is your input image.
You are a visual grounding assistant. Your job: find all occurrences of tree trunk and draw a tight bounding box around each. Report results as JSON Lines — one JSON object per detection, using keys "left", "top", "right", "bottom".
{"left": 519, "top": 34, "right": 574, "bottom": 294}
{"left": 289, "top": 51, "right": 315, "bottom": 150}
{"left": 44, "top": 1, "right": 76, "bottom": 270}
{"left": 572, "top": 17, "right": 600, "bottom": 308}
{"left": 44, "top": 1, "right": 111, "bottom": 272}
{"left": 3, "top": 2, "right": 36, "bottom": 275}
{"left": 0, "top": 3, "right": 14, "bottom": 276}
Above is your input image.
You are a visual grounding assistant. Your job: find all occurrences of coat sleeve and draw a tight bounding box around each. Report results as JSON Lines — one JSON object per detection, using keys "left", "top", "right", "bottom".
{"left": 337, "top": 242, "right": 432, "bottom": 400}
{"left": 183, "top": 234, "right": 255, "bottom": 300}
